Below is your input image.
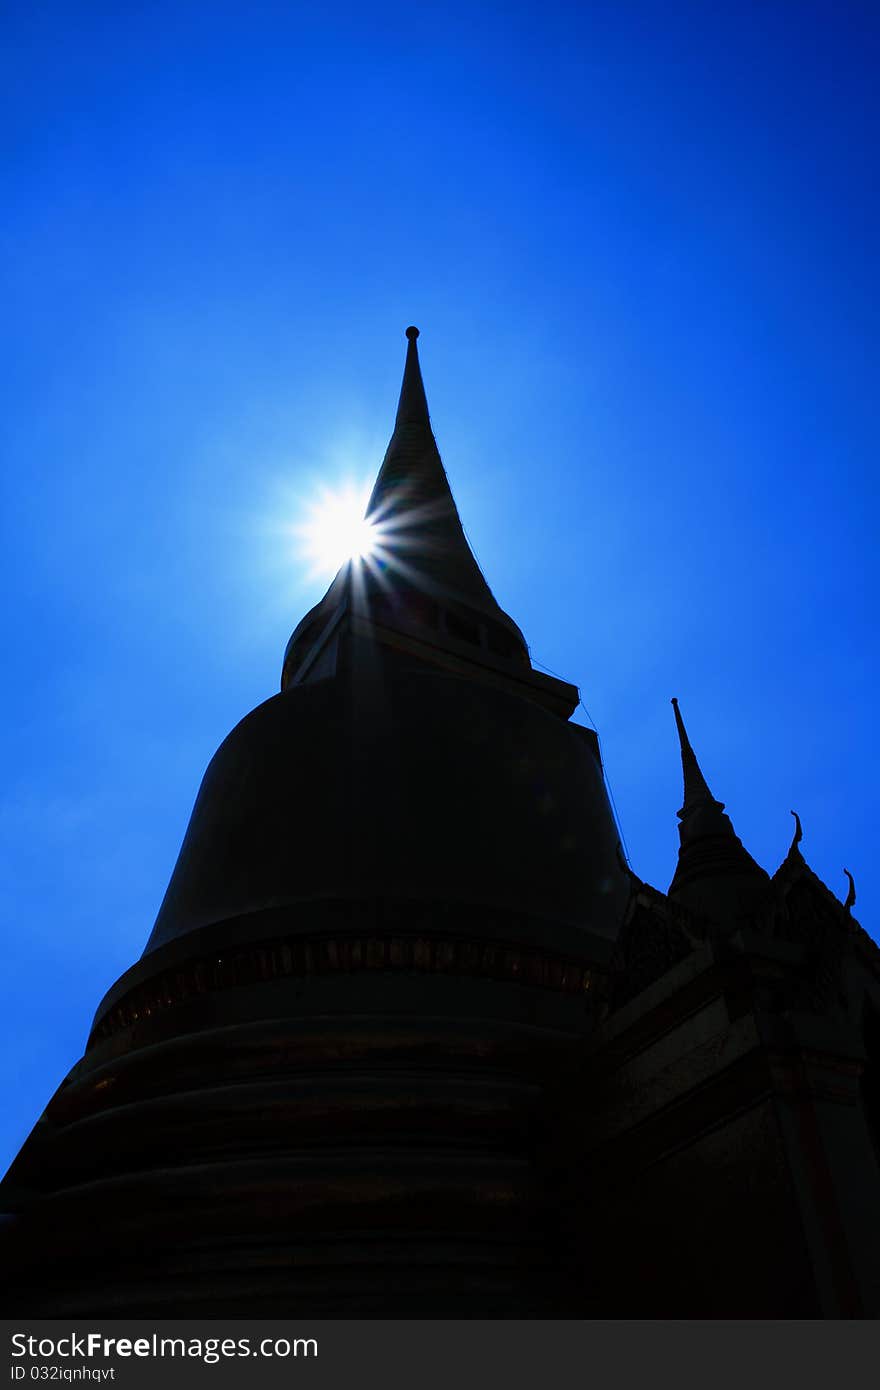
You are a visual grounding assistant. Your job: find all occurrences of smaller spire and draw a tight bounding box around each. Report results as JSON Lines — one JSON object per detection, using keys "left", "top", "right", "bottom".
{"left": 395, "top": 325, "right": 430, "bottom": 428}
{"left": 667, "top": 697, "right": 771, "bottom": 927}
{"left": 671, "top": 697, "right": 721, "bottom": 818}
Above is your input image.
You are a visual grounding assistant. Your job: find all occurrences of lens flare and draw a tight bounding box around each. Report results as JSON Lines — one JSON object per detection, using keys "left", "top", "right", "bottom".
{"left": 295, "top": 482, "right": 377, "bottom": 579}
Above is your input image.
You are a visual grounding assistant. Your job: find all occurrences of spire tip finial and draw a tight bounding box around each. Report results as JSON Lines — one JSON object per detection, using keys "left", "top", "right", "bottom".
{"left": 405, "top": 325, "right": 419, "bottom": 341}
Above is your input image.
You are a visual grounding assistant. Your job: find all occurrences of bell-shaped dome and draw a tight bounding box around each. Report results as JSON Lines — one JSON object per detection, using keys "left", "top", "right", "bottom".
{"left": 144, "top": 663, "right": 629, "bottom": 956}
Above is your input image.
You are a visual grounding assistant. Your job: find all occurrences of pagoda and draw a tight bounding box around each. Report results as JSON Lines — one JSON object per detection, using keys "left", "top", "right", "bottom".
{"left": 3, "top": 330, "right": 878, "bottom": 1316}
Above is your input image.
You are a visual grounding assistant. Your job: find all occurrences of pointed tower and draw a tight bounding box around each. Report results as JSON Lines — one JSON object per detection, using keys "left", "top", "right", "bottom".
{"left": 281, "top": 326, "right": 556, "bottom": 706}
{"left": 2, "top": 329, "right": 631, "bottom": 1318}
{"left": 667, "top": 697, "right": 771, "bottom": 927}
{"left": 364, "top": 324, "right": 512, "bottom": 619}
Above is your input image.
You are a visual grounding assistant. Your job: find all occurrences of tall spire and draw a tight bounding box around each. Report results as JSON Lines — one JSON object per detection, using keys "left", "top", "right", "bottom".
{"left": 363, "top": 327, "right": 523, "bottom": 627}
{"left": 281, "top": 328, "right": 583, "bottom": 708}
{"left": 667, "top": 698, "right": 771, "bottom": 927}
{"left": 671, "top": 696, "right": 721, "bottom": 817}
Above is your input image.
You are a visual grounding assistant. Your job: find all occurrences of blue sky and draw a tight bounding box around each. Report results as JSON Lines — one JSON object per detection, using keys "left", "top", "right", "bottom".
{"left": 2, "top": 0, "right": 877, "bottom": 1172}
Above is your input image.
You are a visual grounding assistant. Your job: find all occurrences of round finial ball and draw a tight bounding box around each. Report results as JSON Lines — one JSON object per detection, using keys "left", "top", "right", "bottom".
{"left": 405, "top": 325, "right": 420, "bottom": 340}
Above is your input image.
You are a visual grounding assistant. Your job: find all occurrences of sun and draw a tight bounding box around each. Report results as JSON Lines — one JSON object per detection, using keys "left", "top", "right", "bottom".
{"left": 295, "top": 481, "right": 378, "bottom": 580}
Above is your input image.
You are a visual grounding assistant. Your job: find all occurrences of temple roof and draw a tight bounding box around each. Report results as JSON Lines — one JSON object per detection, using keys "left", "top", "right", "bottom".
{"left": 774, "top": 811, "right": 859, "bottom": 918}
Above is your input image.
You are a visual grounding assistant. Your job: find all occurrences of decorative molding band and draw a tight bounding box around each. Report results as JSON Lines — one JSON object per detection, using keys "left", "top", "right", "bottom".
{"left": 88, "top": 933, "right": 596, "bottom": 1049}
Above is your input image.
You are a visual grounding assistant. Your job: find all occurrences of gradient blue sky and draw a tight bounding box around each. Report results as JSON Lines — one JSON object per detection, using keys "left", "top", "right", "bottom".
{"left": 2, "top": 0, "right": 877, "bottom": 1172}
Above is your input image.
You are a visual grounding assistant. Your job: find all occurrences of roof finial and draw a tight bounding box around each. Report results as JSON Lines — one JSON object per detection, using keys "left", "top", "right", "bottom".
{"left": 843, "top": 869, "right": 856, "bottom": 913}
{"left": 671, "top": 697, "right": 721, "bottom": 818}
{"left": 790, "top": 809, "right": 803, "bottom": 848}
{"left": 405, "top": 325, "right": 419, "bottom": 340}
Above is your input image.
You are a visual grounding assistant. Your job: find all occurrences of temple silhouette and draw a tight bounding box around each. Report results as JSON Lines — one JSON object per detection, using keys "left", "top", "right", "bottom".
{"left": 3, "top": 328, "right": 879, "bottom": 1316}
